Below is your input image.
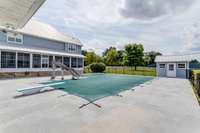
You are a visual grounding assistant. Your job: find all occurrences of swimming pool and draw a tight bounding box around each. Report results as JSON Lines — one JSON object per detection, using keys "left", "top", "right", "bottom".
{"left": 43, "top": 74, "right": 153, "bottom": 102}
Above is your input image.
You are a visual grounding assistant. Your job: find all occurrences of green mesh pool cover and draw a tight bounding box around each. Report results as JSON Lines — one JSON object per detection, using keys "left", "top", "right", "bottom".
{"left": 43, "top": 74, "right": 153, "bottom": 102}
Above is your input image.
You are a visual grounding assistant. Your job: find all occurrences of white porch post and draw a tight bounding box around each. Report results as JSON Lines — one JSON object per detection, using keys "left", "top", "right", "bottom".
{"left": 40, "top": 54, "right": 42, "bottom": 68}
{"left": 15, "top": 52, "right": 18, "bottom": 69}
{"left": 30, "top": 53, "right": 33, "bottom": 69}
{"left": 82, "top": 58, "right": 84, "bottom": 68}
{"left": 0, "top": 50, "right": 1, "bottom": 68}
{"left": 69, "top": 57, "right": 71, "bottom": 68}
{"left": 76, "top": 57, "right": 78, "bottom": 68}
{"left": 51, "top": 56, "right": 56, "bottom": 80}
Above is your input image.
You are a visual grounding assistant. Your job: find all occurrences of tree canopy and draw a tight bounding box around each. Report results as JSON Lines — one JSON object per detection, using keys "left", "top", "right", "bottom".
{"left": 82, "top": 44, "right": 161, "bottom": 68}
{"left": 124, "top": 44, "right": 144, "bottom": 70}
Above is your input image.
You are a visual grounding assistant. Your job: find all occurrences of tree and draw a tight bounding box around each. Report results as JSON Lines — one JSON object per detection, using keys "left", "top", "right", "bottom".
{"left": 85, "top": 52, "right": 102, "bottom": 66}
{"left": 145, "top": 51, "right": 162, "bottom": 65}
{"left": 103, "top": 47, "right": 119, "bottom": 66}
{"left": 124, "top": 44, "right": 144, "bottom": 70}
{"left": 117, "top": 50, "right": 125, "bottom": 66}
{"left": 81, "top": 50, "right": 88, "bottom": 56}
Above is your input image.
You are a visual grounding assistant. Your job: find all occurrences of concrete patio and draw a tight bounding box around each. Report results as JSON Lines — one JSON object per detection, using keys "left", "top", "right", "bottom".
{"left": 0, "top": 76, "right": 200, "bottom": 133}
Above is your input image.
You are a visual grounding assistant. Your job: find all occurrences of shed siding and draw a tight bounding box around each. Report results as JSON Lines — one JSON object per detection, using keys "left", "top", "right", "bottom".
{"left": 176, "top": 63, "right": 187, "bottom": 78}
{"left": 156, "top": 63, "right": 166, "bottom": 77}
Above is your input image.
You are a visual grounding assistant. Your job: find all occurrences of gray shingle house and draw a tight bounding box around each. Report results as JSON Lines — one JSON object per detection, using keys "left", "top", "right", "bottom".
{"left": 155, "top": 54, "right": 200, "bottom": 78}
{"left": 0, "top": 20, "right": 84, "bottom": 75}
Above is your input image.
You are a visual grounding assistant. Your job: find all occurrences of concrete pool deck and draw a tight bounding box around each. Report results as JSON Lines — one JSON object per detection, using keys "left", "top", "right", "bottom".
{"left": 0, "top": 76, "right": 200, "bottom": 133}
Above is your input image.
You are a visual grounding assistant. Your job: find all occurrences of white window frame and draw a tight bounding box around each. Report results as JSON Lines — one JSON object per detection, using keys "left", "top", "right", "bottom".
{"left": 177, "top": 63, "right": 186, "bottom": 69}
{"left": 7, "top": 32, "right": 23, "bottom": 44}
{"left": 159, "top": 64, "right": 165, "bottom": 69}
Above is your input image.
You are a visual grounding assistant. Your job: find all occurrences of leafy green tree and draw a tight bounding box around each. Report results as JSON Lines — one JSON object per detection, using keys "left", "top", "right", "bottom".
{"left": 143, "top": 53, "right": 151, "bottom": 66}
{"left": 124, "top": 44, "right": 144, "bottom": 70}
{"left": 146, "top": 51, "right": 162, "bottom": 65}
{"left": 103, "top": 48, "right": 119, "bottom": 66}
{"left": 81, "top": 50, "right": 88, "bottom": 56}
{"left": 117, "top": 50, "right": 125, "bottom": 66}
{"left": 85, "top": 52, "right": 102, "bottom": 66}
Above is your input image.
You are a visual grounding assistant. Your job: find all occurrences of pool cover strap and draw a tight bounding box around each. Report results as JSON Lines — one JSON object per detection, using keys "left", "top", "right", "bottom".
{"left": 79, "top": 101, "right": 101, "bottom": 109}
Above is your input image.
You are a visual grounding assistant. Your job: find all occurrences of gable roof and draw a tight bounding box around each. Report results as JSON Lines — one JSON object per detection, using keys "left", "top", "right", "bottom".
{"left": 0, "top": 0, "right": 46, "bottom": 29}
{"left": 17, "top": 20, "right": 82, "bottom": 46}
{"left": 155, "top": 53, "right": 200, "bottom": 62}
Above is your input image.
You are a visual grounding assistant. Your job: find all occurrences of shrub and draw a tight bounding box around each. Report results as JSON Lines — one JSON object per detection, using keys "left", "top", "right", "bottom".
{"left": 191, "top": 70, "right": 200, "bottom": 98}
{"left": 90, "top": 63, "right": 106, "bottom": 73}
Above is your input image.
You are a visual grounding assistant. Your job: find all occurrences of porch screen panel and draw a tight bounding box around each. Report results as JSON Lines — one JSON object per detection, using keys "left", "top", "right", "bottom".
{"left": 1, "top": 51, "right": 16, "bottom": 68}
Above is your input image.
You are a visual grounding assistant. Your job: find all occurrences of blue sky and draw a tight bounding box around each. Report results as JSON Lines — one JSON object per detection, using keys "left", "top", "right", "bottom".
{"left": 33, "top": 0, "right": 200, "bottom": 55}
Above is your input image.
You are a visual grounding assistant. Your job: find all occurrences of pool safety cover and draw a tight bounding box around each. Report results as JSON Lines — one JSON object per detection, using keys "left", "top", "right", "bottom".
{"left": 43, "top": 74, "right": 153, "bottom": 102}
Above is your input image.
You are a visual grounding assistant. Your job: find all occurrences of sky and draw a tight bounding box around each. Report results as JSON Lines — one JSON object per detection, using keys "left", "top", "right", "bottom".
{"left": 34, "top": 0, "right": 200, "bottom": 55}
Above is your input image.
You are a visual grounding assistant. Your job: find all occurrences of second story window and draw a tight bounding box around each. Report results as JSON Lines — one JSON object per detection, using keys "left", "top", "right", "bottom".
{"left": 65, "top": 43, "right": 81, "bottom": 54}
{"left": 7, "top": 32, "right": 23, "bottom": 44}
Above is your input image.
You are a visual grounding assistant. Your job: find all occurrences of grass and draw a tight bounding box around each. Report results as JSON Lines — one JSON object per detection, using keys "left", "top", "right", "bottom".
{"left": 84, "top": 66, "right": 156, "bottom": 76}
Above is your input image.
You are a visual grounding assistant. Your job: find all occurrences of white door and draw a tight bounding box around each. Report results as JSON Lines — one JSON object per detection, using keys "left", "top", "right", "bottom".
{"left": 167, "top": 63, "right": 176, "bottom": 77}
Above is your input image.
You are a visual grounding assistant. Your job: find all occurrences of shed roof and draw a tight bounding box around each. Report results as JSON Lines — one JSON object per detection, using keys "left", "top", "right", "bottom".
{"left": 155, "top": 53, "right": 200, "bottom": 62}
{"left": 0, "top": 0, "right": 46, "bottom": 29}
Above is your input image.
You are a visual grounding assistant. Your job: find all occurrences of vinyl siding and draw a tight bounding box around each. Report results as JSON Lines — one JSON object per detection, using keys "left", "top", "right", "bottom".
{"left": 0, "top": 31, "right": 82, "bottom": 54}
{"left": 23, "top": 34, "right": 65, "bottom": 51}
{"left": 156, "top": 63, "right": 166, "bottom": 77}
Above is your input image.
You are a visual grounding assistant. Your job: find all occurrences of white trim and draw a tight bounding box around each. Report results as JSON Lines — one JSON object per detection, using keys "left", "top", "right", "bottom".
{"left": 0, "top": 45, "right": 84, "bottom": 58}
{"left": 7, "top": 32, "right": 23, "bottom": 44}
{"left": 167, "top": 63, "right": 176, "bottom": 77}
{"left": 177, "top": 63, "right": 186, "bottom": 69}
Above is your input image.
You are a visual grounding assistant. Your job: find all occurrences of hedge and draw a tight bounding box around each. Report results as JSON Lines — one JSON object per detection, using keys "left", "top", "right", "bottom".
{"left": 90, "top": 63, "right": 106, "bottom": 73}
{"left": 190, "top": 70, "right": 200, "bottom": 104}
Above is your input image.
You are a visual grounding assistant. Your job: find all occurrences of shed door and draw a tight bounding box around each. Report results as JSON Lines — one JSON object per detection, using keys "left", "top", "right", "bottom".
{"left": 167, "top": 63, "right": 176, "bottom": 77}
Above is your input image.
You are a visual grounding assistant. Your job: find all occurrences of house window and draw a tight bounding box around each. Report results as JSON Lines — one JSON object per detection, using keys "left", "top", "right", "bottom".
{"left": 68, "top": 43, "right": 77, "bottom": 53}
{"left": 178, "top": 63, "right": 186, "bottom": 69}
{"left": 17, "top": 53, "right": 30, "bottom": 68}
{"left": 42, "top": 55, "right": 49, "bottom": 68}
{"left": 78, "top": 58, "right": 83, "bottom": 68}
{"left": 32, "top": 54, "right": 41, "bottom": 68}
{"left": 159, "top": 64, "right": 165, "bottom": 68}
{"left": 7, "top": 32, "right": 23, "bottom": 44}
{"left": 71, "top": 58, "right": 77, "bottom": 68}
{"left": 63, "top": 57, "right": 70, "bottom": 67}
{"left": 1, "top": 51, "right": 16, "bottom": 68}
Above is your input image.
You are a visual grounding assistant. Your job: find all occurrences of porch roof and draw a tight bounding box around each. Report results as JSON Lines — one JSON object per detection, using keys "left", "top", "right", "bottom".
{"left": 0, "top": 44, "right": 85, "bottom": 58}
{"left": 0, "top": 0, "right": 46, "bottom": 29}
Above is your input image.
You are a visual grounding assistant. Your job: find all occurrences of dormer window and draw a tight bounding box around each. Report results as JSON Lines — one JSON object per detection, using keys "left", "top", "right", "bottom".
{"left": 7, "top": 32, "right": 23, "bottom": 44}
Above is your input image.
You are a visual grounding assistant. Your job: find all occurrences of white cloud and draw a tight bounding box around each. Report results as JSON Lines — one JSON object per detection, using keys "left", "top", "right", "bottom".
{"left": 34, "top": 0, "right": 200, "bottom": 55}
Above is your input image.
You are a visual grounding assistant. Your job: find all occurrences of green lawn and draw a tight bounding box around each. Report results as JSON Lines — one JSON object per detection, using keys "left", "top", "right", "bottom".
{"left": 84, "top": 66, "right": 156, "bottom": 76}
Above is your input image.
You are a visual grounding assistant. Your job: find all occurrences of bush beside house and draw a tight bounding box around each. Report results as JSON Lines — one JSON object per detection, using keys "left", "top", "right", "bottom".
{"left": 90, "top": 63, "right": 106, "bottom": 73}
